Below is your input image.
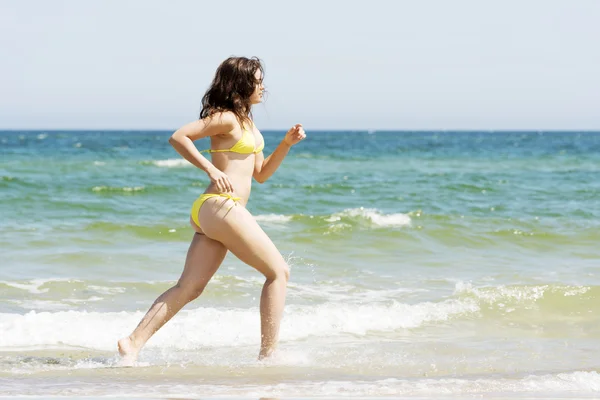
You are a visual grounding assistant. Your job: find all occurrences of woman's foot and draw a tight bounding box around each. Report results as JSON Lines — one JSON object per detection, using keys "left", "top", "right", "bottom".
{"left": 117, "top": 336, "right": 141, "bottom": 366}
{"left": 258, "top": 345, "right": 277, "bottom": 361}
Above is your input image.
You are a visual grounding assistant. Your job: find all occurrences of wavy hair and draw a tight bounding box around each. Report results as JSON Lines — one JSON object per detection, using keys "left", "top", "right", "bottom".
{"left": 199, "top": 56, "right": 264, "bottom": 128}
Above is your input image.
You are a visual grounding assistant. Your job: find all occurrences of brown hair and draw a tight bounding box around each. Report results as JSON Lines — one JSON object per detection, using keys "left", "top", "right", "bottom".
{"left": 199, "top": 56, "right": 264, "bottom": 128}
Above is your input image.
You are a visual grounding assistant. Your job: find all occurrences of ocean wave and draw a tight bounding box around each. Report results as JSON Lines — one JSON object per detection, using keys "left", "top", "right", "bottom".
{"left": 325, "top": 207, "right": 411, "bottom": 228}
{"left": 254, "top": 214, "right": 293, "bottom": 223}
{"left": 89, "top": 184, "right": 181, "bottom": 196}
{"left": 0, "top": 279, "right": 83, "bottom": 294}
{"left": 2, "top": 370, "right": 598, "bottom": 396}
{"left": 454, "top": 282, "right": 600, "bottom": 327}
{"left": 142, "top": 371, "right": 600, "bottom": 396}
{"left": 181, "top": 371, "right": 600, "bottom": 396}
{"left": 455, "top": 281, "right": 592, "bottom": 301}
{"left": 0, "top": 299, "right": 477, "bottom": 351}
{"left": 75, "top": 208, "right": 411, "bottom": 239}
{"left": 0, "top": 175, "right": 40, "bottom": 189}
{"left": 0, "top": 277, "right": 421, "bottom": 311}
{"left": 454, "top": 282, "right": 596, "bottom": 304}
{"left": 91, "top": 185, "right": 146, "bottom": 193}
{"left": 255, "top": 208, "right": 412, "bottom": 228}
{"left": 142, "top": 159, "right": 192, "bottom": 168}
{"left": 3, "top": 279, "right": 598, "bottom": 329}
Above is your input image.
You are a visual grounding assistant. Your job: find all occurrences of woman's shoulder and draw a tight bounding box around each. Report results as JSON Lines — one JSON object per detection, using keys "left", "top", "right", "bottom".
{"left": 204, "top": 111, "right": 237, "bottom": 127}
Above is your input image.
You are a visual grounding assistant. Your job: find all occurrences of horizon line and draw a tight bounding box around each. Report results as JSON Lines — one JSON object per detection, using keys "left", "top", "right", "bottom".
{"left": 1, "top": 128, "right": 600, "bottom": 133}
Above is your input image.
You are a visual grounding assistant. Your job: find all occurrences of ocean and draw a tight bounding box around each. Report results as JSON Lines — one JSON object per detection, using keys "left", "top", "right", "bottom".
{"left": 1, "top": 129, "right": 599, "bottom": 398}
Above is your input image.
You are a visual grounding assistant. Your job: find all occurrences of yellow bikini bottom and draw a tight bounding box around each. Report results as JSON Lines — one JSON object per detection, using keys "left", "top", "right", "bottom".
{"left": 190, "top": 193, "right": 241, "bottom": 228}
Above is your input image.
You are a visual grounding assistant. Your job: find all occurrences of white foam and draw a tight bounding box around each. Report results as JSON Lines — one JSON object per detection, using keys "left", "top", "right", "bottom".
{"left": 215, "top": 372, "right": 600, "bottom": 396}
{"left": 205, "top": 371, "right": 600, "bottom": 396}
{"left": 564, "top": 286, "right": 591, "bottom": 296}
{"left": 454, "top": 282, "right": 591, "bottom": 304}
{"left": 6, "top": 371, "right": 598, "bottom": 396}
{"left": 0, "top": 280, "right": 50, "bottom": 294}
{"left": 87, "top": 285, "right": 126, "bottom": 295}
{"left": 92, "top": 186, "right": 145, "bottom": 192}
{"left": 327, "top": 207, "right": 411, "bottom": 227}
{"left": 151, "top": 159, "right": 192, "bottom": 168}
{"left": 287, "top": 282, "right": 422, "bottom": 303}
{"left": 0, "top": 278, "right": 82, "bottom": 294}
{"left": 254, "top": 214, "right": 293, "bottom": 223}
{"left": 64, "top": 296, "right": 104, "bottom": 304}
{"left": 0, "top": 299, "right": 478, "bottom": 351}
{"left": 8, "top": 300, "right": 72, "bottom": 311}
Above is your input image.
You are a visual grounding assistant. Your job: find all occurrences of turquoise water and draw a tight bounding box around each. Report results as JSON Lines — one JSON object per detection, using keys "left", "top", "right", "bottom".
{"left": 1, "top": 130, "right": 599, "bottom": 397}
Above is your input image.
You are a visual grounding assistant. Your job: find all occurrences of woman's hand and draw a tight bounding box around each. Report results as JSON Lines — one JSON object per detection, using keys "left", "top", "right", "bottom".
{"left": 283, "top": 124, "right": 307, "bottom": 146}
{"left": 206, "top": 167, "right": 234, "bottom": 193}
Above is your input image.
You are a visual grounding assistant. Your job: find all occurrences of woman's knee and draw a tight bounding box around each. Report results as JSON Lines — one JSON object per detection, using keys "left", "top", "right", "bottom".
{"left": 265, "top": 263, "right": 290, "bottom": 282}
{"left": 175, "top": 281, "right": 206, "bottom": 302}
{"left": 283, "top": 264, "right": 290, "bottom": 281}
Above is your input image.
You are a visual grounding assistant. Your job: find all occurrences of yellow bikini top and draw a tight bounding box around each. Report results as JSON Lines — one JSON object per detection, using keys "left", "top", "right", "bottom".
{"left": 201, "top": 127, "right": 264, "bottom": 155}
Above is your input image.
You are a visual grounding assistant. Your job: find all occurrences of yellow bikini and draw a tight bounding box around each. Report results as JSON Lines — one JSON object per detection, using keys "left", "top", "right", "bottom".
{"left": 199, "top": 127, "right": 264, "bottom": 155}
{"left": 191, "top": 127, "right": 264, "bottom": 228}
{"left": 190, "top": 193, "right": 241, "bottom": 228}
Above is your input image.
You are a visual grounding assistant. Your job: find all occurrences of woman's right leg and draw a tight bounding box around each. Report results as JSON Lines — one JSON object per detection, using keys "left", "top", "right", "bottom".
{"left": 199, "top": 199, "right": 290, "bottom": 359}
{"left": 118, "top": 232, "right": 227, "bottom": 363}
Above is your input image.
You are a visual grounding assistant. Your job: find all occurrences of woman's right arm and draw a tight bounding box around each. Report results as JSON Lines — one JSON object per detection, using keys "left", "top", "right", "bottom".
{"left": 168, "top": 112, "right": 234, "bottom": 172}
{"left": 168, "top": 112, "right": 235, "bottom": 192}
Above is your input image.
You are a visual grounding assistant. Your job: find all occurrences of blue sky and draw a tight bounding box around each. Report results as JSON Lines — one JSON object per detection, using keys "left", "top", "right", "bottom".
{"left": 1, "top": 0, "right": 599, "bottom": 130}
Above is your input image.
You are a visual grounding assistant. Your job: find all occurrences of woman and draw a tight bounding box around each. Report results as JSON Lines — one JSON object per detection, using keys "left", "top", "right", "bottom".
{"left": 118, "top": 56, "right": 306, "bottom": 362}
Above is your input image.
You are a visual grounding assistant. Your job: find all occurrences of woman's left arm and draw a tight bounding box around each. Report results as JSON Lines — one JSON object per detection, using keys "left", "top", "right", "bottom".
{"left": 254, "top": 124, "right": 306, "bottom": 183}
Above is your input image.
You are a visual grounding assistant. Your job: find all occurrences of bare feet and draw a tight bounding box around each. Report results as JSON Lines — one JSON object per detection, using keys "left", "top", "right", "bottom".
{"left": 258, "top": 347, "right": 276, "bottom": 361}
{"left": 117, "top": 336, "right": 140, "bottom": 366}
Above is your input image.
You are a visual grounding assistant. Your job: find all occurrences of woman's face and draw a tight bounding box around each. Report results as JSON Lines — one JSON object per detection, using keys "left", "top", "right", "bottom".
{"left": 249, "top": 69, "right": 264, "bottom": 105}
